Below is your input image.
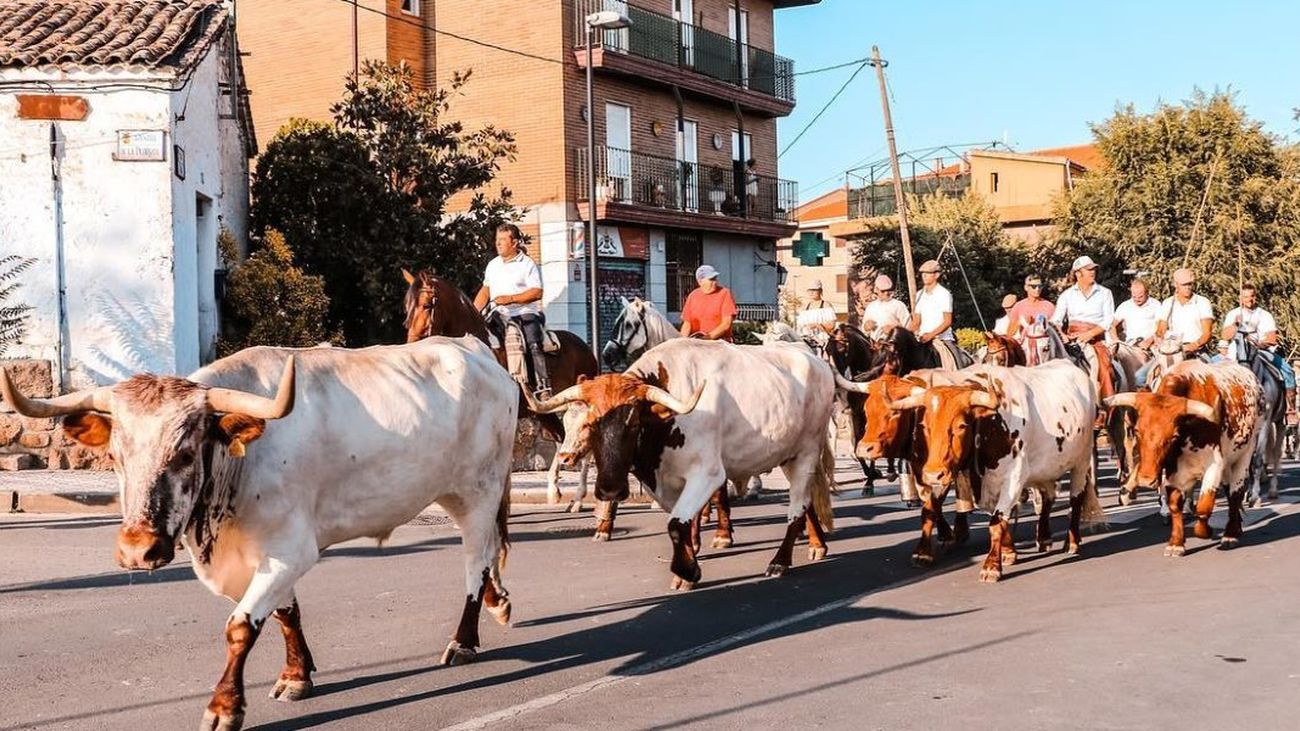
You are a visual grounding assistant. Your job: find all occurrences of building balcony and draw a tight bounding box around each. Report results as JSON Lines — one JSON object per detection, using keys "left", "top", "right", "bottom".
{"left": 845, "top": 173, "right": 972, "bottom": 219}
{"left": 576, "top": 146, "right": 798, "bottom": 239}
{"left": 574, "top": 0, "right": 796, "bottom": 118}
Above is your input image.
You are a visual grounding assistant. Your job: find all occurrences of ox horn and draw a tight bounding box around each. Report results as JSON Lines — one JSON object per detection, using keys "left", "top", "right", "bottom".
{"left": 1103, "top": 393, "right": 1138, "bottom": 410}
{"left": 1183, "top": 399, "right": 1219, "bottom": 425}
{"left": 834, "top": 371, "right": 871, "bottom": 394}
{"left": 526, "top": 384, "right": 586, "bottom": 414}
{"left": 645, "top": 382, "right": 705, "bottom": 415}
{"left": 887, "top": 386, "right": 928, "bottom": 411}
{"left": 206, "top": 356, "right": 296, "bottom": 419}
{"left": 969, "top": 390, "right": 1000, "bottom": 411}
{"left": 0, "top": 368, "right": 112, "bottom": 417}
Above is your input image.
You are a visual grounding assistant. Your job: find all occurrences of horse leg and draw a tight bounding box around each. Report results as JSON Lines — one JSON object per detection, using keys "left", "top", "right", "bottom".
{"left": 711, "top": 486, "right": 734, "bottom": 549}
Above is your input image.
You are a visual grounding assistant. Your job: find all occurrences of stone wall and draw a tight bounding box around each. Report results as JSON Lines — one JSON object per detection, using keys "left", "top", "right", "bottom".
{"left": 0, "top": 359, "right": 113, "bottom": 471}
{"left": 512, "top": 417, "right": 559, "bottom": 473}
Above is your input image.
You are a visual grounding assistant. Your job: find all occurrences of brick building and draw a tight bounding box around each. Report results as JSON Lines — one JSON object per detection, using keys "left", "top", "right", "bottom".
{"left": 236, "top": 0, "right": 816, "bottom": 342}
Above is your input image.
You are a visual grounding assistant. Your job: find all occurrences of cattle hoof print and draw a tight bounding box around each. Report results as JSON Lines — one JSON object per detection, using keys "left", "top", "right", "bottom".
{"left": 1218, "top": 537, "right": 1239, "bottom": 550}
{"left": 1163, "top": 544, "right": 1186, "bottom": 557}
{"left": 439, "top": 641, "right": 477, "bottom": 666}
{"left": 808, "top": 546, "right": 827, "bottom": 562}
{"left": 269, "top": 678, "right": 313, "bottom": 702}
{"left": 764, "top": 563, "right": 789, "bottom": 578}
{"left": 711, "top": 536, "right": 733, "bottom": 549}
{"left": 669, "top": 576, "right": 696, "bottom": 591}
{"left": 488, "top": 598, "right": 512, "bottom": 625}
{"left": 199, "top": 709, "right": 244, "bottom": 731}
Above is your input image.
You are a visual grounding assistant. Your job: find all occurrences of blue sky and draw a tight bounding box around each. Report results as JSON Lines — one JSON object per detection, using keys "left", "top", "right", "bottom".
{"left": 775, "top": 1, "right": 1300, "bottom": 203}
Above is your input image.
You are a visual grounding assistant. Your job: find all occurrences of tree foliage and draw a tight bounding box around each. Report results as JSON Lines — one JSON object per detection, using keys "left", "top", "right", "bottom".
{"left": 251, "top": 62, "right": 517, "bottom": 345}
{"left": 850, "top": 191, "right": 1031, "bottom": 331}
{"left": 216, "top": 229, "right": 335, "bottom": 357}
{"left": 1051, "top": 90, "right": 1300, "bottom": 354}
{"left": 0, "top": 255, "right": 35, "bottom": 356}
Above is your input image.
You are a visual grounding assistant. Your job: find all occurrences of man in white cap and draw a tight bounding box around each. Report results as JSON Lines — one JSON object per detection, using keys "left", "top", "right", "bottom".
{"left": 862, "top": 274, "right": 910, "bottom": 338}
{"left": 1221, "top": 282, "right": 1296, "bottom": 421}
{"left": 680, "top": 264, "right": 738, "bottom": 342}
{"left": 1136, "top": 267, "right": 1214, "bottom": 388}
{"left": 909, "top": 259, "right": 954, "bottom": 340}
{"left": 1111, "top": 277, "right": 1161, "bottom": 349}
{"left": 1051, "top": 255, "right": 1116, "bottom": 400}
{"left": 796, "top": 279, "right": 837, "bottom": 341}
{"left": 475, "top": 223, "right": 549, "bottom": 396}
{"left": 992, "top": 294, "right": 1017, "bottom": 336}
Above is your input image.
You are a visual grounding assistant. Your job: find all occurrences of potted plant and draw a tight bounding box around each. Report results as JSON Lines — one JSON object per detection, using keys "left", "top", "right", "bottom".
{"left": 708, "top": 167, "right": 726, "bottom": 215}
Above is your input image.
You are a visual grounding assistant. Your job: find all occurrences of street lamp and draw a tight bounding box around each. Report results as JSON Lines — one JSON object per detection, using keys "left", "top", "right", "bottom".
{"left": 585, "top": 9, "right": 631, "bottom": 361}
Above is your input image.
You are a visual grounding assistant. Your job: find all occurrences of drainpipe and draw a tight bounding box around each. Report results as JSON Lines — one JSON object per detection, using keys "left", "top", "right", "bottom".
{"left": 49, "top": 123, "right": 68, "bottom": 392}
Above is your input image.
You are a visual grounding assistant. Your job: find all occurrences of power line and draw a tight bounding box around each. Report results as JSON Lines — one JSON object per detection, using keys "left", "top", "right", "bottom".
{"left": 778, "top": 61, "right": 867, "bottom": 159}
{"left": 335, "top": 0, "right": 563, "bottom": 65}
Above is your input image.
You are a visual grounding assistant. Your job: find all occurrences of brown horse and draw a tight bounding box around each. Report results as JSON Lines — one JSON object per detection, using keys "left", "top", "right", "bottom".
{"left": 402, "top": 269, "right": 599, "bottom": 504}
{"left": 981, "top": 331, "right": 1027, "bottom": 367}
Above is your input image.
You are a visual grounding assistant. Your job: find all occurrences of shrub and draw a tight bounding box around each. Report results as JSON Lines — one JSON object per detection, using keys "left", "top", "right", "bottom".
{"left": 217, "top": 229, "right": 337, "bottom": 357}
{"left": 0, "top": 255, "right": 35, "bottom": 356}
{"left": 955, "top": 327, "right": 987, "bottom": 354}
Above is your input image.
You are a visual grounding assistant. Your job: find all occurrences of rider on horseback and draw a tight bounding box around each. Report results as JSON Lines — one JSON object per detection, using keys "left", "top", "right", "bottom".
{"left": 909, "top": 260, "right": 961, "bottom": 367}
{"left": 1221, "top": 283, "right": 1297, "bottom": 423}
{"left": 992, "top": 294, "right": 1017, "bottom": 336}
{"left": 861, "top": 274, "right": 910, "bottom": 340}
{"left": 1111, "top": 277, "right": 1161, "bottom": 350}
{"left": 1006, "top": 274, "right": 1056, "bottom": 363}
{"left": 1050, "top": 256, "right": 1117, "bottom": 409}
{"left": 474, "top": 223, "right": 551, "bottom": 398}
{"left": 1136, "top": 267, "right": 1214, "bottom": 388}
{"left": 680, "top": 264, "right": 738, "bottom": 342}
{"left": 796, "top": 280, "right": 837, "bottom": 345}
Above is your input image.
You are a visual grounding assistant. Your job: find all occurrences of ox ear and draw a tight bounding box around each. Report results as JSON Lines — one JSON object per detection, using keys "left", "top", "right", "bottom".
{"left": 211, "top": 413, "right": 267, "bottom": 458}
{"left": 63, "top": 412, "right": 112, "bottom": 447}
{"left": 402, "top": 268, "right": 416, "bottom": 285}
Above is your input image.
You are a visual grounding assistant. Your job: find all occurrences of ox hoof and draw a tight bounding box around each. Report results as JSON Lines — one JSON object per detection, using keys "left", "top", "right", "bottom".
{"left": 547, "top": 492, "right": 562, "bottom": 506}
{"left": 1219, "top": 537, "right": 1239, "bottom": 550}
{"left": 669, "top": 576, "right": 696, "bottom": 591}
{"left": 488, "top": 598, "right": 512, "bottom": 625}
{"left": 566, "top": 501, "right": 584, "bottom": 514}
{"left": 439, "top": 641, "right": 478, "bottom": 666}
{"left": 1163, "top": 544, "right": 1186, "bottom": 558}
{"left": 765, "top": 563, "right": 789, "bottom": 578}
{"left": 910, "top": 553, "right": 934, "bottom": 568}
{"left": 1118, "top": 489, "right": 1134, "bottom": 507}
{"left": 269, "top": 678, "right": 313, "bottom": 702}
{"left": 1193, "top": 522, "right": 1214, "bottom": 540}
{"left": 1248, "top": 496, "right": 1263, "bottom": 509}
{"left": 808, "top": 546, "right": 828, "bottom": 562}
{"left": 200, "top": 710, "right": 244, "bottom": 731}
{"left": 711, "top": 535, "right": 733, "bottom": 549}
{"left": 1037, "top": 540, "right": 1051, "bottom": 553}
{"left": 1000, "top": 551, "right": 1019, "bottom": 566}
{"left": 978, "top": 568, "right": 1002, "bottom": 583}
{"left": 1066, "top": 543, "right": 1080, "bottom": 556}
{"left": 592, "top": 531, "right": 611, "bottom": 543}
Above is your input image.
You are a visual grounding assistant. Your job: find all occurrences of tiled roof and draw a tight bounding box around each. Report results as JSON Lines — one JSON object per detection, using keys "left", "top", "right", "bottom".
{"left": 796, "top": 188, "right": 847, "bottom": 222}
{"left": 0, "top": 0, "right": 227, "bottom": 71}
{"left": 1028, "top": 143, "right": 1104, "bottom": 171}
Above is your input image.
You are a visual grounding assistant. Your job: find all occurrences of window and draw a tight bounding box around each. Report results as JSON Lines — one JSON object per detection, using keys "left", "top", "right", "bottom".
{"left": 836, "top": 275, "right": 848, "bottom": 293}
{"left": 401, "top": 0, "right": 420, "bottom": 16}
{"left": 990, "top": 172, "right": 999, "bottom": 193}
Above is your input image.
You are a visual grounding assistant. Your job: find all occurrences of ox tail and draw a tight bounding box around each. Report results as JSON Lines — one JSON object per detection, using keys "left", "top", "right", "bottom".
{"left": 496, "top": 474, "right": 512, "bottom": 573}
{"left": 811, "top": 440, "right": 837, "bottom": 533}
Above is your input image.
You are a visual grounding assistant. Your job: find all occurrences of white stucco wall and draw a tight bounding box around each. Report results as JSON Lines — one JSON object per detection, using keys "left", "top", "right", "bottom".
{"left": 0, "top": 43, "right": 249, "bottom": 388}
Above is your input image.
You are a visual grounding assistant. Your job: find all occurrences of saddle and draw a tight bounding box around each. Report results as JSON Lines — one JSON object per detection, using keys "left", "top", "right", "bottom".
{"left": 932, "top": 340, "right": 963, "bottom": 370}
{"left": 486, "top": 318, "right": 562, "bottom": 354}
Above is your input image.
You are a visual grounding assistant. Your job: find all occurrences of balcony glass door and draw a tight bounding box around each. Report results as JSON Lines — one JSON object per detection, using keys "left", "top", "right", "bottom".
{"left": 728, "top": 7, "right": 749, "bottom": 87}
{"left": 605, "top": 103, "right": 632, "bottom": 202}
{"left": 674, "top": 0, "right": 694, "bottom": 66}
{"left": 676, "top": 120, "right": 699, "bottom": 212}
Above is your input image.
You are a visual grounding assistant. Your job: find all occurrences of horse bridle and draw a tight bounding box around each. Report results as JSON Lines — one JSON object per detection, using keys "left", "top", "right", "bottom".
{"left": 414, "top": 281, "right": 438, "bottom": 339}
{"left": 608, "top": 307, "right": 646, "bottom": 360}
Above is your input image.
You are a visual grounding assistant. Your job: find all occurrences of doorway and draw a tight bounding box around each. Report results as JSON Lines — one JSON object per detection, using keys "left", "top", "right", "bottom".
{"left": 676, "top": 119, "right": 699, "bottom": 212}
{"left": 195, "top": 193, "right": 217, "bottom": 364}
{"left": 605, "top": 102, "right": 632, "bottom": 201}
{"left": 728, "top": 7, "right": 749, "bottom": 86}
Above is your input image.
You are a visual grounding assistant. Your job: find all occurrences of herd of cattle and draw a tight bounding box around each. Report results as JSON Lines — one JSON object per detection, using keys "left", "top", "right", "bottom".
{"left": 0, "top": 302, "right": 1283, "bottom": 730}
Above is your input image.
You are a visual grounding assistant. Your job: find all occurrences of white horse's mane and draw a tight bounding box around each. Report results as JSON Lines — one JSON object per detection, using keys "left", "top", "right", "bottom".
{"left": 628, "top": 298, "right": 679, "bottom": 347}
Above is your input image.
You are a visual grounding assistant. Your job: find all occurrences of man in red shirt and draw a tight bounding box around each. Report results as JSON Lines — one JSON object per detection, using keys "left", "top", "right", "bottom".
{"left": 680, "top": 264, "right": 738, "bottom": 342}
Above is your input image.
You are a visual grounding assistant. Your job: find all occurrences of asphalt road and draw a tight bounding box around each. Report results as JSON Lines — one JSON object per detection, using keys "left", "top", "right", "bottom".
{"left": 4, "top": 456, "right": 1300, "bottom": 731}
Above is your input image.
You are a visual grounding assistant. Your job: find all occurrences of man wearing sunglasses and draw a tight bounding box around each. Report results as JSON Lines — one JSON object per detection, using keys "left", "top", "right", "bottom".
{"left": 1006, "top": 274, "right": 1055, "bottom": 342}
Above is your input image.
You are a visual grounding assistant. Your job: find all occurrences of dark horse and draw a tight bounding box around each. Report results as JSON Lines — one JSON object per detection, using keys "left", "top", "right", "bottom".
{"left": 825, "top": 324, "right": 893, "bottom": 494}
{"left": 402, "top": 269, "right": 599, "bottom": 501}
{"left": 981, "top": 331, "right": 1027, "bottom": 367}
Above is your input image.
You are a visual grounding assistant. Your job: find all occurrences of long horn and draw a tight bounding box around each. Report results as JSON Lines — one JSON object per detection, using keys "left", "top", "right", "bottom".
{"left": 1184, "top": 398, "right": 1219, "bottom": 425}
{"left": 526, "top": 384, "right": 586, "bottom": 414}
{"left": 645, "top": 382, "right": 704, "bottom": 415}
{"left": 1103, "top": 393, "right": 1138, "bottom": 410}
{"left": 0, "top": 368, "right": 112, "bottom": 417}
{"left": 887, "top": 387, "right": 928, "bottom": 411}
{"left": 834, "top": 371, "right": 871, "bottom": 394}
{"left": 969, "top": 390, "right": 1000, "bottom": 410}
{"left": 206, "top": 356, "right": 296, "bottom": 419}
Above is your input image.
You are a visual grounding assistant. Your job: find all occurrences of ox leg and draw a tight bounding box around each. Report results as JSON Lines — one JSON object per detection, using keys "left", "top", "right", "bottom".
{"left": 1165, "top": 487, "right": 1187, "bottom": 556}
{"left": 268, "top": 598, "right": 316, "bottom": 702}
{"left": 859, "top": 458, "right": 876, "bottom": 497}
{"left": 593, "top": 500, "right": 619, "bottom": 542}
{"left": 805, "top": 508, "right": 829, "bottom": 562}
{"left": 567, "top": 457, "right": 591, "bottom": 514}
{"left": 546, "top": 453, "right": 564, "bottom": 506}
{"left": 933, "top": 485, "right": 955, "bottom": 545}
{"left": 202, "top": 615, "right": 262, "bottom": 731}
{"left": 712, "top": 486, "right": 735, "bottom": 549}
{"left": 1193, "top": 455, "right": 1226, "bottom": 541}
{"left": 979, "top": 513, "right": 1007, "bottom": 583}
{"left": 949, "top": 472, "right": 975, "bottom": 547}
{"left": 912, "top": 487, "right": 940, "bottom": 567}
{"left": 899, "top": 463, "right": 921, "bottom": 508}
{"left": 442, "top": 500, "right": 512, "bottom": 666}
{"left": 667, "top": 517, "right": 702, "bottom": 590}
{"left": 766, "top": 509, "right": 807, "bottom": 578}
{"left": 667, "top": 475, "right": 722, "bottom": 590}
{"left": 1221, "top": 485, "right": 1247, "bottom": 549}
{"left": 1036, "top": 487, "right": 1056, "bottom": 553}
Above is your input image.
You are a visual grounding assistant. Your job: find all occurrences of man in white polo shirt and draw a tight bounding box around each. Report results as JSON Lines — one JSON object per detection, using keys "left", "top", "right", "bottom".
{"left": 474, "top": 223, "right": 549, "bottom": 397}
{"left": 1051, "top": 255, "right": 1116, "bottom": 403}
{"left": 1222, "top": 283, "right": 1296, "bottom": 421}
{"left": 908, "top": 259, "right": 960, "bottom": 369}
{"left": 1111, "top": 278, "right": 1161, "bottom": 349}
{"left": 1136, "top": 268, "right": 1214, "bottom": 388}
{"left": 862, "top": 274, "right": 910, "bottom": 339}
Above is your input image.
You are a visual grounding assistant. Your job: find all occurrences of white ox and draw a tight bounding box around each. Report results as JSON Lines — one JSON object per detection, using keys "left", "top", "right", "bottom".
{"left": 530, "top": 338, "right": 839, "bottom": 589}
{"left": 889, "top": 360, "right": 1107, "bottom": 582}
{"left": 0, "top": 337, "right": 518, "bottom": 731}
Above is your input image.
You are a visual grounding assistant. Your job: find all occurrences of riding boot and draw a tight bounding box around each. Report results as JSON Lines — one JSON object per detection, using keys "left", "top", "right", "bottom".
{"left": 529, "top": 346, "right": 552, "bottom": 399}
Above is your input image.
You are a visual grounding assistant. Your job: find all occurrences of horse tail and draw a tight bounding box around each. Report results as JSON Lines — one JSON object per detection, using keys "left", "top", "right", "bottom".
{"left": 811, "top": 438, "right": 837, "bottom": 533}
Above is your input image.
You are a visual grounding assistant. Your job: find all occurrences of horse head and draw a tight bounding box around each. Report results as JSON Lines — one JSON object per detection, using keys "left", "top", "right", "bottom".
{"left": 401, "top": 269, "right": 490, "bottom": 345}
{"left": 982, "top": 331, "right": 1025, "bottom": 367}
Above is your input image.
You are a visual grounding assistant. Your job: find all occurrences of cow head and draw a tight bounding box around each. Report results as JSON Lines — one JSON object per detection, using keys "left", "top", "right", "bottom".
{"left": 1104, "top": 392, "right": 1219, "bottom": 489}
{"left": 527, "top": 372, "right": 703, "bottom": 501}
{"left": 0, "top": 359, "right": 295, "bottom": 571}
{"left": 835, "top": 374, "right": 922, "bottom": 461}
{"left": 894, "top": 385, "right": 1000, "bottom": 487}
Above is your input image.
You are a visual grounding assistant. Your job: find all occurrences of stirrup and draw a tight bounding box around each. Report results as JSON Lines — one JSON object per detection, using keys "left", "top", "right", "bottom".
{"left": 533, "top": 387, "right": 553, "bottom": 401}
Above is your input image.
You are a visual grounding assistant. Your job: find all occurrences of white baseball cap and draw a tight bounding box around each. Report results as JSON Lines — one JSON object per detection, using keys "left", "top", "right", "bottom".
{"left": 1070, "top": 255, "right": 1098, "bottom": 273}
{"left": 695, "top": 264, "right": 720, "bottom": 281}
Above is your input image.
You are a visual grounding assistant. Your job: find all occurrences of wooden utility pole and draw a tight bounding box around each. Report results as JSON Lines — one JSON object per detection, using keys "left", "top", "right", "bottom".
{"left": 869, "top": 46, "right": 917, "bottom": 305}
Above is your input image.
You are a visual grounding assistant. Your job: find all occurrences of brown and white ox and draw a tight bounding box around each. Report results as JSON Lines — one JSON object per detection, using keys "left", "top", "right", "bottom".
{"left": 530, "top": 338, "right": 838, "bottom": 590}
{"left": 890, "top": 360, "right": 1107, "bottom": 582}
{"left": 0, "top": 338, "right": 518, "bottom": 731}
{"left": 835, "top": 369, "right": 978, "bottom": 566}
{"left": 1104, "top": 360, "right": 1263, "bottom": 555}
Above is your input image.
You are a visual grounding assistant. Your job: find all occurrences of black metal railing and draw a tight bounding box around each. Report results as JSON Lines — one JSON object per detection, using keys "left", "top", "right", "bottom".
{"left": 846, "top": 174, "right": 972, "bottom": 218}
{"left": 577, "top": 145, "right": 798, "bottom": 224}
{"left": 575, "top": 0, "right": 796, "bottom": 104}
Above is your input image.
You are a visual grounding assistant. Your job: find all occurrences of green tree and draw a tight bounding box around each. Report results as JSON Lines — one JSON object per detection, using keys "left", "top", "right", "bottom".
{"left": 1052, "top": 90, "right": 1300, "bottom": 354}
{"left": 217, "top": 229, "right": 335, "bottom": 357}
{"left": 251, "top": 62, "right": 517, "bottom": 344}
{"left": 0, "top": 255, "right": 35, "bottom": 356}
{"left": 850, "top": 191, "right": 1031, "bottom": 331}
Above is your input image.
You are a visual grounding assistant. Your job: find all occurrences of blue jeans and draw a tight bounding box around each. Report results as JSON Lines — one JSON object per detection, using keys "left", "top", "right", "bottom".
{"left": 1135, "top": 358, "right": 1157, "bottom": 389}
